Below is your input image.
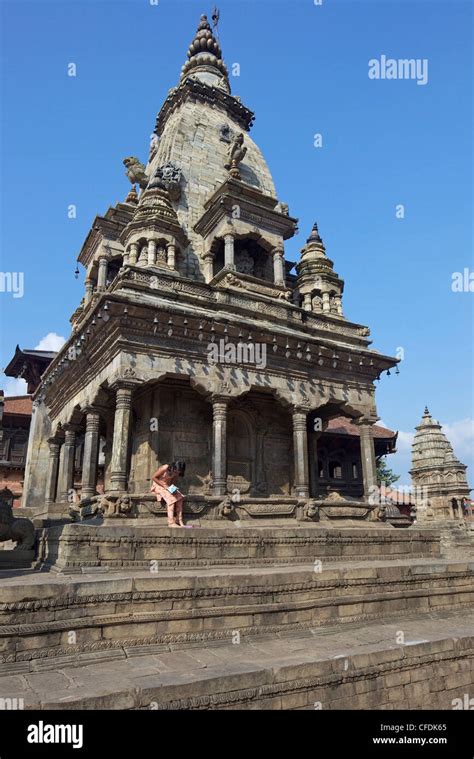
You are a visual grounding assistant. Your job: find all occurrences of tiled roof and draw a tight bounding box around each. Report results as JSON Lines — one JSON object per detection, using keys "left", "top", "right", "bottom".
{"left": 2, "top": 395, "right": 33, "bottom": 416}
{"left": 325, "top": 416, "right": 396, "bottom": 439}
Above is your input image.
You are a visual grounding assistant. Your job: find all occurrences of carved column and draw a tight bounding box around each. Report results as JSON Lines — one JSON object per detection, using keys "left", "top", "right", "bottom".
{"left": 303, "top": 293, "right": 312, "bottom": 311}
{"left": 85, "top": 279, "right": 94, "bottom": 304}
{"left": 57, "top": 425, "right": 77, "bottom": 502}
{"left": 273, "top": 246, "right": 285, "bottom": 286}
{"left": 335, "top": 294, "right": 343, "bottom": 315}
{"left": 167, "top": 241, "right": 176, "bottom": 269}
{"left": 212, "top": 397, "right": 229, "bottom": 496}
{"left": 224, "top": 234, "right": 236, "bottom": 271}
{"left": 203, "top": 252, "right": 215, "bottom": 283}
{"left": 148, "top": 239, "right": 157, "bottom": 266}
{"left": 254, "top": 425, "right": 267, "bottom": 495}
{"left": 129, "top": 242, "right": 139, "bottom": 264}
{"left": 109, "top": 382, "right": 135, "bottom": 492}
{"left": 81, "top": 408, "right": 101, "bottom": 500}
{"left": 45, "top": 438, "right": 62, "bottom": 507}
{"left": 97, "top": 257, "right": 108, "bottom": 289}
{"left": 322, "top": 291, "right": 330, "bottom": 313}
{"left": 356, "top": 418, "right": 378, "bottom": 518}
{"left": 292, "top": 408, "right": 310, "bottom": 498}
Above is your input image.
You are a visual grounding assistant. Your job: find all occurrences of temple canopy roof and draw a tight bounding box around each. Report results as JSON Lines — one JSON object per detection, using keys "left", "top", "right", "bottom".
{"left": 4, "top": 346, "right": 56, "bottom": 394}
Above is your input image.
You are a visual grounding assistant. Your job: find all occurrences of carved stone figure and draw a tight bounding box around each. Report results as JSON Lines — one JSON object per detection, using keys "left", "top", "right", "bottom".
{"left": 72, "top": 493, "right": 133, "bottom": 521}
{"left": 0, "top": 488, "right": 35, "bottom": 550}
{"left": 224, "top": 133, "right": 247, "bottom": 178}
{"left": 152, "top": 161, "right": 183, "bottom": 200}
{"left": 219, "top": 123, "right": 234, "bottom": 143}
{"left": 303, "top": 501, "right": 319, "bottom": 521}
{"left": 218, "top": 496, "right": 235, "bottom": 519}
{"left": 123, "top": 156, "right": 149, "bottom": 190}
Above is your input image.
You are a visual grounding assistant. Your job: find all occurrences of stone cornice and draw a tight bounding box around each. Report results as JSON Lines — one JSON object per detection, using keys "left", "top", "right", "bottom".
{"left": 154, "top": 77, "right": 255, "bottom": 137}
{"left": 194, "top": 178, "right": 298, "bottom": 241}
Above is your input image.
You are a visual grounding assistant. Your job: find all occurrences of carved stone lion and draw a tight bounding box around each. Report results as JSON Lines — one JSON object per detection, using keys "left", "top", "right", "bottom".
{"left": 0, "top": 489, "right": 35, "bottom": 551}
{"left": 123, "top": 157, "right": 149, "bottom": 190}
{"left": 218, "top": 496, "right": 236, "bottom": 520}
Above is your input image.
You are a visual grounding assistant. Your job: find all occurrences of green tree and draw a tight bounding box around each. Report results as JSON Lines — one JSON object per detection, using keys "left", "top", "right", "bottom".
{"left": 376, "top": 457, "right": 400, "bottom": 487}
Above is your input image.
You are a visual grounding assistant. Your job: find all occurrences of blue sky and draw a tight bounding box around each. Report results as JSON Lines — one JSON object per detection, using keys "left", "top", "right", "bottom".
{"left": 0, "top": 0, "right": 472, "bottom": 484}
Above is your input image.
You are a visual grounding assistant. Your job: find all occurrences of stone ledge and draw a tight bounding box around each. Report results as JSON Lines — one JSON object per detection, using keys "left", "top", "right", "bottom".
{"left": 0, "top": 611, "right": 472, "bottom": 709}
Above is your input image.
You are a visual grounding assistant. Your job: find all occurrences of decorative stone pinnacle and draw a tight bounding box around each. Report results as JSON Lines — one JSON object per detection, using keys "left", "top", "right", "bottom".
{"left": 307, "top": 222, "right": 323, "bottom": 244}
{"left": 180, "top": 13, "right": 229, "bottom": 87}
{"left": 125, "top": 185, "right": 139, "bottom": 205}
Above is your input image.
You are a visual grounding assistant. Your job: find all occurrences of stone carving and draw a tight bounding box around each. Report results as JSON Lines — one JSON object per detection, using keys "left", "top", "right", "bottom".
{"left": 224, "top": 133, "right": 247, "bottom": 178}
{"left": 303, "top": 501, "right": 319, "bottom": 521}
{"left": 218, "top": 496, "right": 235, "bottom": 519}
{"left": 276, "top": 202, "right": 290, "bottom": 216}
{"left": 323, "top": 491, "right": 347, "bottom": 503}
{"left": 219, "top": 123, "right": 234, "bottom": 143}
{"left": 71, "top": 494, "right": 133, "bottom": 521}
{"left": 0, "top": 488, "right": 35, "bottom": 550}
{"left": 153, "top": 161, "right": 183, "bottom": 201}
{"left": 123, "top": 156, "right": 149, "bottom": 189}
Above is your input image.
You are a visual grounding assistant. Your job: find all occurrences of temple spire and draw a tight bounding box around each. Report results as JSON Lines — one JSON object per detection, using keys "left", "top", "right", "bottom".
{"left": 180, "top": 14, "right": 230, "bottom": 92}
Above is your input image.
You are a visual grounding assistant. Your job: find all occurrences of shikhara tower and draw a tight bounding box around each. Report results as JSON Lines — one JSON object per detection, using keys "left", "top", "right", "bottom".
{"left": 410, "top": 407, "right": 471, "bottom": 520}
{"left": 24, "top": 14, "right": 398, "bottom": 523}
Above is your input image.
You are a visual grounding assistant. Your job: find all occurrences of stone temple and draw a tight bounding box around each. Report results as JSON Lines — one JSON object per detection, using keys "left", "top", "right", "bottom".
{"left": 411, "top": 407, "right": 471, "bottom": 520}
{"left": 1, "top": 14, "right": 473, "bottom": 711}
{"left": 24, "top": 13, "right": 398, "bottom": 525}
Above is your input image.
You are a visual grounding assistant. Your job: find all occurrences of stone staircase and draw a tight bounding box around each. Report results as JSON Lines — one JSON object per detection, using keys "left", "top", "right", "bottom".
{"left": 0, "top": 524, "right": 473, "bottom": 709}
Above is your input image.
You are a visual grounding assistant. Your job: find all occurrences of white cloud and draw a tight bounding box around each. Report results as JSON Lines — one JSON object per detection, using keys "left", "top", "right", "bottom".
{"left": 34, "top": 332, "right": 66, "bottom": 352}
{"left": 443, "top": 418, "right": 474, "bottom": 460}
{"left": 396, "top": 430, "right": 414, "bottom": 453}
{"left": 1, "top": 376, "right": 28, "bottom": 396}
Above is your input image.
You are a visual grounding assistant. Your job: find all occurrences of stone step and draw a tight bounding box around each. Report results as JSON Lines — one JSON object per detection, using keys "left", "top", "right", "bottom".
{"left": 36, "top": 524, "right": 441, "bottom": 572}
{"left": 1, "top": 558, "right": 473, "bottom": 671}
{"left": 1, "top": 611, "right": 473, "bottom": 710}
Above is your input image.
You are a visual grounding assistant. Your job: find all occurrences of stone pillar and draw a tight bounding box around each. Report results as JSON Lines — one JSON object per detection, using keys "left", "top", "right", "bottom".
{"left": 129, "top": 242, "right": 139, "bottom": 264}
{"left": 148, "top": 239, "right": 157, "bottom": 266}
{"left": 45, "top": 438, "right": 61, "bottom": 507}
{"left": 303, "top": 293, "right": 312, "bottom": 312}
{"left": 203, "top": 253, "right": 215, "bottom": 283}
{"left": 322, "top": 292, "right": 330, "bottom": 313}
{"left": 57, "top": 425, "right": 77, "bottom": 502}
{"left": 211, "top": 397, "right": 229, "bottom": 496}
{"left": 335, "top": 294, "right": 343, "bottom": 315}
{"left": 292, "top": 408, "right": 309, "bottom": 498}
{"left": 224, "top": 234, "right": 236, "bottom": 270}
{"left": 167, "top": 241, "right": 176, "bottom": 269}
{"left": 85, "top": 279, "right": 94, "bottom": 304}
{"left": 273, "top": 246, "right": 285, "bottom": 286}
{"left": 109, "top": 382, "right": 135, "bottom": 492}
{"left": 357, "top": 418, "right": 378, "bottom": 519}
{"left": 81, "top": 408, "right": 101, "bottom": 500}
{"left": 97, "top": 257, "right": 108, "bottom": 289}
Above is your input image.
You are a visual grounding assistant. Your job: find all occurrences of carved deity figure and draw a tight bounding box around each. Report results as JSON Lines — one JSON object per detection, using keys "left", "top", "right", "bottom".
{"left": 224, "top": 133, "right": 247, "bottom": 177}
